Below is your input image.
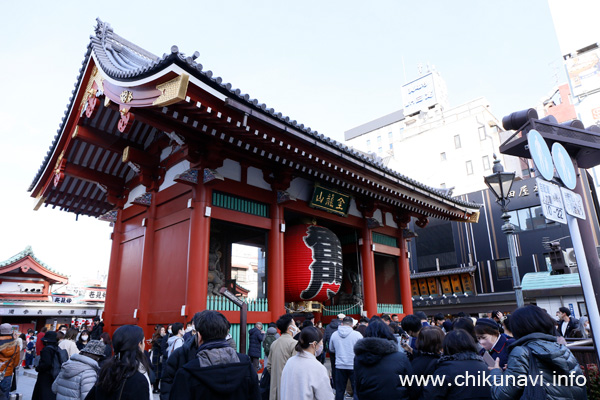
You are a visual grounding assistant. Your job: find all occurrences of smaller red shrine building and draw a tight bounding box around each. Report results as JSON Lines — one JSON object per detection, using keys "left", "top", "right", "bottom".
{"left": 0, "top": 247, "right": 102, "bottom": 332}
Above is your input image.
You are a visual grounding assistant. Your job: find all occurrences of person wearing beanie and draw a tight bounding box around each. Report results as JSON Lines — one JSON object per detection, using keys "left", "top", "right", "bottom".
{"left": 52, "top": 340, "right": 106, "bottom": 399}
{"left": 0, "top": 323, "right": 19, "bottom": 400}
{"left": 475, "top": 318, "right": 514, "bottom": 369}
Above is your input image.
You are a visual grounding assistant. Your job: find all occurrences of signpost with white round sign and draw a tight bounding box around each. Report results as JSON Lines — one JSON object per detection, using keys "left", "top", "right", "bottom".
{"left": 527, "top": 130, "right": 554, "bottom": 181}
{"left": 552, "top": 142, "right": 577, "bottom": 190}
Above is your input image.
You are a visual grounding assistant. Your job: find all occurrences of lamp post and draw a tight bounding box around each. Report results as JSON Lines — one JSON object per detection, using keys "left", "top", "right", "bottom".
{"left": 483, "top": 155, "right": 524, "bottom": 308}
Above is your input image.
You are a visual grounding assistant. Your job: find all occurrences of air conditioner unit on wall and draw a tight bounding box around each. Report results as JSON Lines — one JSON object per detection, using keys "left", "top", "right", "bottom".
{"left": 565, "top": 248, "right": 577, "bottom": 266}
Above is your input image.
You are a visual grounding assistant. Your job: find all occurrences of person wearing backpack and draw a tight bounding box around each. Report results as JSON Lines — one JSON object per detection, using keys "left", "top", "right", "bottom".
{"left": 0, "top": 324, "right": 20, "bottom": 400}
{"left": 33, "top": 330, "right": 68, "bottom": 400}
{"left": 166, "top": 323, "right": 184, "bottom": 358}
{"left": 263, "top": 324, "right": 278, "bottom": 364}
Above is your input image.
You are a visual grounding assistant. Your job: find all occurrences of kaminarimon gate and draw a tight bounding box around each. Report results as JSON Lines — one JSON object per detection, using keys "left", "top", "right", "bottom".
{"left": 29, "top": 20, "right": 481, "bottom": 340}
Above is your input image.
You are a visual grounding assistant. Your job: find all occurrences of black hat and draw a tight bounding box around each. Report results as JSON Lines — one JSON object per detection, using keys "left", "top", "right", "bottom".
{"left": 476, "top": 318, "right": 499, "bottom": 331}
{"left": 42, "top": 331, "right": 58, "bottom": 344}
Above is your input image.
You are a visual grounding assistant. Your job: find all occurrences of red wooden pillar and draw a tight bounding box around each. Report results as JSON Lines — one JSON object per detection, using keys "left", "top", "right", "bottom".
{"left": 185, "top": 183, "right": 211, "bottom": 319}
{"left": 137, "top": 191, "right": 158, "bottom": 340}
{"left": 268, "top": 202, "right": 286, "bottom": 321}
{"left": 398, "top": 230, "right": 413, "bottom": 315}
{"left": 103, "top": 208, "right": 123, "bottom": 334}
{"left": 361, "top": 222, "right": 378, "bottom": 318}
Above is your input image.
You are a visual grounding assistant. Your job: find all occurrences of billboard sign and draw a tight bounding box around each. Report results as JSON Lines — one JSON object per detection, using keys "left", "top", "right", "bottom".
{"left": 566, "top": 47, "right": 600, "bottom": 97}
{"left": 402, "top": 73, "right": 443, "bottom": 115}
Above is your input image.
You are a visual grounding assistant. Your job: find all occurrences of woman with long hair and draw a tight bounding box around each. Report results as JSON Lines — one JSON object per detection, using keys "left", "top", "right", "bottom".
{"left": 280, "top": 326, "right": 332, "bottom": 400}
{"left": 354, "top": 319, "right": 415, "bottom": 400}
{"left": 150, "top": 325, "right": 166, "bottom": 394}
{"left": 490, "top": 305, "right": 586, "bottom": 400}
{"left": 84, "top": 325, "right": 151, "bottom": 400}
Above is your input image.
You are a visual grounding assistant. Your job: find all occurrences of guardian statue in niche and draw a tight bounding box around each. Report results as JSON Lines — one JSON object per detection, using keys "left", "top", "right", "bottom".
{"left": 338, "top": 269, "right": 362, "bottom": 305}
{"left": 207, "top": 241, "right": 224, "bottom": 295}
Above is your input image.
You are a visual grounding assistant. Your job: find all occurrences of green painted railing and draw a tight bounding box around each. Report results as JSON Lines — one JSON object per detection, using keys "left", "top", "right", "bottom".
{"left": 206, "top": 295, "right": 269, "bottom": 312}
{"left": 322, "top": 303, "right": 361, "bottom": 316}
{"left": 212, "top": 191, "right": 269, "bottom": 218}
{"left": 377, "top": 303, "right": 403, "bottom": 314}
{"left": 372, "top": 232, "right": 398, "bottom": 247}
{"left": 229, "top": 322, "right": 265, "bottom": 358}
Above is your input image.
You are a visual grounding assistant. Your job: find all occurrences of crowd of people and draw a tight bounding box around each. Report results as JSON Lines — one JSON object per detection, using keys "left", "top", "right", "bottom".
{"left": 0, "top": 305, "right": 591, "bottom": 400}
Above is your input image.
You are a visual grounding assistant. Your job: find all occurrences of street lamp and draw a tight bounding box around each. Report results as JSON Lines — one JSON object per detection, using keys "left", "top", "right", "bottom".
{"left": 483, "top": 155, "right": 524, "bottom": 308}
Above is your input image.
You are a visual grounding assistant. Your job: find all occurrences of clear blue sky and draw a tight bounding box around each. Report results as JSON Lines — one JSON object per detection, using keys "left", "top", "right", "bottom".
{"left": 0, "top": 1, "right": 565, "bottom": 279}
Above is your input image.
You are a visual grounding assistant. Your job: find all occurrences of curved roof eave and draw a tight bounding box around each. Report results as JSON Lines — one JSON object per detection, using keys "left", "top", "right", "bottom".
{"left": 29, "top": 19, "right": 481, "bottom": 215}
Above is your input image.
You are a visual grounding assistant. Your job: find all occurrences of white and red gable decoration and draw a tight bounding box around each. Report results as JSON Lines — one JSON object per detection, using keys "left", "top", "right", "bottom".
{"left": 0, "top": 246, "right": 68, "bottom": 301}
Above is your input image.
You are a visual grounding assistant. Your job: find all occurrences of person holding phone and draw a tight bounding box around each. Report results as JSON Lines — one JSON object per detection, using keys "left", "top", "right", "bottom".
{"left": 475, "top": 318, "right": 514, "bottom": 369}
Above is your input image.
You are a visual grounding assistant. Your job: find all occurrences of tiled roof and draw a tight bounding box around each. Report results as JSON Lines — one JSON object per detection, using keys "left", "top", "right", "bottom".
{"left": 0, "top": 246, "right": 67, "bottom": 278}
{"left": 30, "top": 19, "right": 480, "bottom": 212}
{"left": 410, "top": 266, "right": 477, "bottom": 279}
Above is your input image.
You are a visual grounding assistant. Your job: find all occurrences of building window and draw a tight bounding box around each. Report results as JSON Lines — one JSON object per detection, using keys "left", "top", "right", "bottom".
{"left": 479, "top": 126, "right": 486, "bottom": 141}
{"left": 507, "top": 205, "right": 556, "bottom": 232}
{"left": 454, "top": 135, "right": 461, "bottom": 149}
{"left": 440, "top": 183, "right": 446, "bottom": 188}
{"left": 440, "top": 152, "right": 446, "bottom": 161}
{"left": 495, "top": 259, "right": 513, "bottom": 279}
{"left": 482, "top": 155, "right": 490, "bottom": 170}
{"left": 466, "top": 160, "right": 473, "bottom": 175}
{"left": 389, "top": 143, "right": 393, "bottom": 150}
{"left": 517, "top": 208, "right": 532, "bottom": 231}
{"left": 378, "top": 146, "right": 382, "bottom": 153}
{"left": 377, "top": 135, "right": 382, "bottom": 143}
{"left": 367, "top": 139, "right": 371, "bottom": 148}
{"left": 388, "top": 131, "right": 393, "bottom": 140}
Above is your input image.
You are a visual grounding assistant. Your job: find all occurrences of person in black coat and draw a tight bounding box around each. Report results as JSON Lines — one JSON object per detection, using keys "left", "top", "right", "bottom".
{"left": 90, "top": 317, "right": 104, "bottom": 341}
{"left": 354, "top": 319, "right": 416, "bottom": 400}
{"left": 171, "top": 310, "right": 259, "bottom": 400}
{"left": 410, "top": 326, "right": 444, "bottom": 399}
{"left": 248, "top": 322, "right": 265, "bottom": 372}
{"left": 151, "top": 326, "right": 166, "bottom": 393}
{"left": 32, "top": 331, "right": 60, "bottom": 400}
{"left": 419, "top": 329, "right": 491, "bottom": 400}
{"left": 160, "top": 319, "right": 200, "bottom": 400}
{"left": 84, "top": 325, "right": 150, "bottom": 400}
{"left": 556, "top": 307, "right": 579, "bottom": 338}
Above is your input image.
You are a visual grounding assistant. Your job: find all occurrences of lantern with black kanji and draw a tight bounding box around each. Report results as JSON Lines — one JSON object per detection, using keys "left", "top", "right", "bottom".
{"left": 284, "top": 224, "right": 343, "bottom": 302}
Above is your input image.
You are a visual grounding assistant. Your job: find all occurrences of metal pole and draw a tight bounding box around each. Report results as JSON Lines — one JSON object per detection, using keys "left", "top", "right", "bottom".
{"left": 501, "top": 212, "right": 524, "bottom": 308}
{"left": 566, "top": 215, "right": 600, "bottom": 359}
{"left": 240, "top": 302, "right": 248, "bottom": 354}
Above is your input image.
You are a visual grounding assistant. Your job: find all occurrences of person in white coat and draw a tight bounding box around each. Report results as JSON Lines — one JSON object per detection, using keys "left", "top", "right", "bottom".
{"left": 59, "top": 328, "right": 80, "bottom": 359}
{"left": 280, "top": 326, "right": 333, "bottom": 400}
{"left": 52, "top": 340, "right": 105, "bottom": 400}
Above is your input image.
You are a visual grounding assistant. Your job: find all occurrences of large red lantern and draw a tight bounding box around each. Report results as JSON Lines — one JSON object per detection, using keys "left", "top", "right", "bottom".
{"left": 284, "top": 224, "right": 343, "bottom": 302}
